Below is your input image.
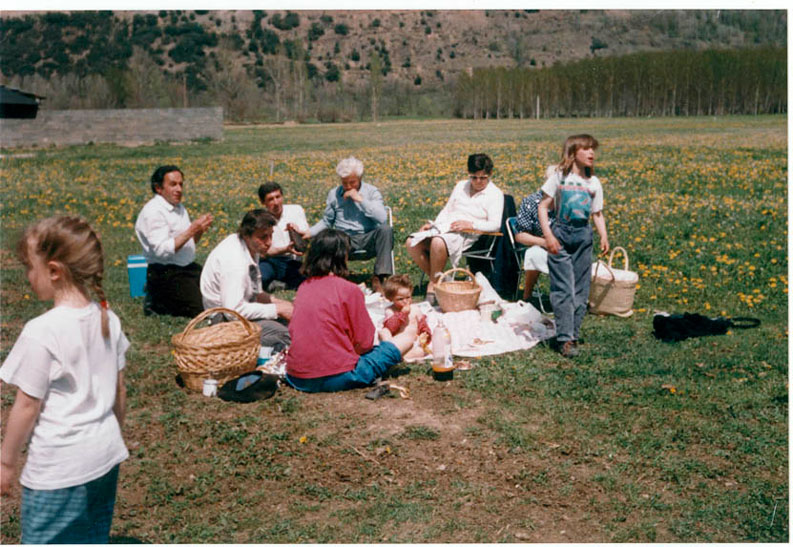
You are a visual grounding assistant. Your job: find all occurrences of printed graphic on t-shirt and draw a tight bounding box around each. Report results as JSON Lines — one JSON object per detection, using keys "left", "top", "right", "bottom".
{"left": 559, "top": 182, "right": 593, "bottom": 222}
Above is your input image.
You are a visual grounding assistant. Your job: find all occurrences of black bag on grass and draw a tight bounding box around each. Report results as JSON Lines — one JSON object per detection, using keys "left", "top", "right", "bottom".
{"left": 218, "top": 371, "right": 279, "bottom": 403}
{"left": 652, "top": 312, "right": 760, "bottom": 342}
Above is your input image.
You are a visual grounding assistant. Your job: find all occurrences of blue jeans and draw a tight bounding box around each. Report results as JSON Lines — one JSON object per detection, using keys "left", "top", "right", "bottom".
{"left": 548, "top": 222, "right": 593, "bottom": 342}
{"left": 21, "top": 464, "right": 120, "bottom": 544}
{"left": 259, "top": 256, "right": 305, "bottom": 290}
{"left": 285, "top": 341, "right": 402, "bottom": 392}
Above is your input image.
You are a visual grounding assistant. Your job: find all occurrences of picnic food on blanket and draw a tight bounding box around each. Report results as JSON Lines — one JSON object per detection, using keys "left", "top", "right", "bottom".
{"left": 418, "top": 332, "right": 432, "bottom": 355}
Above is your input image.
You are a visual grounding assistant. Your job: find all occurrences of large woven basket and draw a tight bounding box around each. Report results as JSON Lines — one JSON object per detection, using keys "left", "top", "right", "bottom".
{"left": 435, "top": 268, "right": 481, "bottom": 313}
{"left": 171, "top": 307, "right": 262, "bottom": 392}
{"left": 589, "top": 247, "right": 638, "bottom": 318}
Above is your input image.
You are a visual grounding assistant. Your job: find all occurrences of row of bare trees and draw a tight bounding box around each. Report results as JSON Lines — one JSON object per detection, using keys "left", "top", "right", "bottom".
{"left": 5, "top": 46, "right": 784, "bottom": 122}
{"left": 453, "top": 47, "right": 786, "bottom": 119}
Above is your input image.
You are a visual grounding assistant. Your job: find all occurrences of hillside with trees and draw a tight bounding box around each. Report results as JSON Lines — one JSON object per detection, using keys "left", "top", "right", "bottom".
{"left": 0, "top": 9, "right": 786, "bottom": 121}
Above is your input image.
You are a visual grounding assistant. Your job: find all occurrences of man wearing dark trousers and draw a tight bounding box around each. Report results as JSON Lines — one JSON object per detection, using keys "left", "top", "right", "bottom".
{"left": 309, "top": 156, "right": 394, "bottom": 292}
{"left": 134, "top": 165, "right": 213, "bottom": 317}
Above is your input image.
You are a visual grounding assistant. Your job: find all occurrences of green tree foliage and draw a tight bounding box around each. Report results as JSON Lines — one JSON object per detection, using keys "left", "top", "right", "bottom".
{"left": 325, "top": 63, "right": 340, "bottom": 82}
{"left": 453, "top": 47, "right": 787, "bottom": 119}
{"left": 271, "top": 11, "right": 300, "bottom": 31}
{"left": 334, "top": 23, "right": 349, "bottom": 36}
{"left": 590, "top": 37, "right": 608, "bottom": 54}
{"left": 308, "top": 22, "right": 324, "bottom": 42}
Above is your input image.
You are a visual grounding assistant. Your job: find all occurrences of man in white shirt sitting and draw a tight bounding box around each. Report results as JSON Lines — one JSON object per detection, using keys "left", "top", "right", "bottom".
{"left": 200, "top": 209, "right": 293, "bottom": 348}
{"left": 134, "top": 165, "right": 213, "bottom": 317}
{"left": 257, "top": 182, "right": 309, "bottom": 292}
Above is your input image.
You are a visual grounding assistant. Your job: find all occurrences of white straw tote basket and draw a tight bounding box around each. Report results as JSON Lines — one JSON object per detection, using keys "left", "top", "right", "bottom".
{"left": 589, "top": 247, "right": 638, "bottom": 318}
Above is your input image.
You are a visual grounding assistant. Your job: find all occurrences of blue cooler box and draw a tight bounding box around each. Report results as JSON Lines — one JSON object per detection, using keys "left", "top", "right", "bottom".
{"left": 127, "top": 255, "right": 148, "bottom": 298}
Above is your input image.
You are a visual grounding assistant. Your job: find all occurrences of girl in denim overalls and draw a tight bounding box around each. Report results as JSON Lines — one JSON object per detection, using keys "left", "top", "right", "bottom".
{"left": 538, "top": 135, "right": 610, "bottom": 357}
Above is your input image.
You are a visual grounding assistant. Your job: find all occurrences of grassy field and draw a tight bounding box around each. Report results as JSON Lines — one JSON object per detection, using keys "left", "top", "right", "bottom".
{"left": 0, "top": 116, "right": 788, "bottom": 542}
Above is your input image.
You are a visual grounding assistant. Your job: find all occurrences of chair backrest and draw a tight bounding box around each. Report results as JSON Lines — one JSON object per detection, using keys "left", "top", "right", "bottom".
{"left": 506, "top": 216, "right": 530, "bottom": 252}
{"left": 505, "top": 217, "right": 519, "bottom": 248}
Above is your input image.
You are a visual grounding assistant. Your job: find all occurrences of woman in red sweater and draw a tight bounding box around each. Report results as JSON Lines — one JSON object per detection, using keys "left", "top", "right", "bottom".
{"left": 285, "top": 229, "right": 416, "bottom": 392}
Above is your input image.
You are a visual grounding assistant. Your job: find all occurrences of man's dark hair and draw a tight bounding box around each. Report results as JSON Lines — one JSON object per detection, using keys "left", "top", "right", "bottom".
{"left": 257, "top": 181, "right": 283, "bottom": 203}
{"left": 301, "top": 229, "right": 350, "bottom": 278}
{"left": 150, "top": 165, "right": 183, "bottom": 194}
{"left": 238, "top": 209, "right": 277, "bottom": 239}
{"left": 467, "top": 153, "right": 494, "bottom": 175}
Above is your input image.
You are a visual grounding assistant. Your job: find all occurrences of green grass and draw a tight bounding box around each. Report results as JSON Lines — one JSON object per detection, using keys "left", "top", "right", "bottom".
{"left": 0, "top": 116, "right": 788, "bottom": 543}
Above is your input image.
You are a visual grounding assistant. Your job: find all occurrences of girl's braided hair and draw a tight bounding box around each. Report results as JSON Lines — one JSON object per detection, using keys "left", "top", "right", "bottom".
{"left": 17, "top": 216, "right": 110, "bottom": 338}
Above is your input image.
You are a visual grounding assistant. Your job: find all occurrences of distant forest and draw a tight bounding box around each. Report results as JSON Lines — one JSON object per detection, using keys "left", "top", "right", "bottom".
{"left": 0, "top": 10, "right": 787, "bottom": 121}
{"left": 454, "top": 48, "right": 787, "bottom": 119}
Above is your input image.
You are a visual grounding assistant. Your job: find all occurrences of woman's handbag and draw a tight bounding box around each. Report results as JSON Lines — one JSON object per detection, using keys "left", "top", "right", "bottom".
{"left": 588, "top": 246, "right": 638, "bottom": 317}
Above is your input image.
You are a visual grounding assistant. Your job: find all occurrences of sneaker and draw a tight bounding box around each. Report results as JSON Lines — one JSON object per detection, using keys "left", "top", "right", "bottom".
{"left": 266, "top": 280, "right": 287, "bottom": 293}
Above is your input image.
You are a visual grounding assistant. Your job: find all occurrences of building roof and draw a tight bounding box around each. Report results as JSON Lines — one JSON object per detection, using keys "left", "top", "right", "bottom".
{"left": 0, "top": 85, "right": 45, "bottom": 106}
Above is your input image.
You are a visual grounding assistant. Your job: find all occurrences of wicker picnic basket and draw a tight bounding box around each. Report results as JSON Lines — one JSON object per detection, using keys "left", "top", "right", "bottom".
{"left": 434, "top": 268, "right": 482, "bottom": 313}
{"left": 588, "top": 247, "right": 638, "bottom": 318}
{"left": 171, "top": 307, "right": 262, "bottom": 392}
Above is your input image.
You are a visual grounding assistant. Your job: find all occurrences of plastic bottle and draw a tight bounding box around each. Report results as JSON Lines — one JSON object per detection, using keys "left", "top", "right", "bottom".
{"left": 432, "top": 321, "right": 453, "bottom": 370}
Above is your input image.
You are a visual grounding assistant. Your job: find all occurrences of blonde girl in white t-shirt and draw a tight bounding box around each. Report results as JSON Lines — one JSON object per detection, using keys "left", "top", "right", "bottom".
{"left": 0, "top": 216, "right": 130, "bottom": 544}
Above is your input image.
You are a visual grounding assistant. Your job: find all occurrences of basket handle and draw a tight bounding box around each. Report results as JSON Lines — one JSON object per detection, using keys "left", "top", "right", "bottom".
{"left": 608, "top": 246, "right": 630, "bottom": 271}
{"left": 179, "top": 307, "right": 259, "bottom": 337}
{"left": 592, "top": 259, "right": 616, "bottom": 281}
{"left": 440, "top": 267, "right": 476, "bottom": 283}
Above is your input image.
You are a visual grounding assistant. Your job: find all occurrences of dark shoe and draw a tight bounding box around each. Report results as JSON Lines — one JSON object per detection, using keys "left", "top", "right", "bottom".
{"left": 266, "top": 280, "right": 287, "bottom": 293}
{"left": 550, "top": 337, "right": 577, "bottom": 358}
{"left": 559, "top": 340, "right": 578, "bottom": 358}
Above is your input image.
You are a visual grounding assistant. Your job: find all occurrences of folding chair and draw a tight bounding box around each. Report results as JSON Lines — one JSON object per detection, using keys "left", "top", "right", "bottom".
{"left": 349, "top": 205, "right": 395, "bottom": 274}
{"left": 505, "top": 216, "right": 550, "bottom": 312}
{"left": 418, "top": 228, "right": 501, "bottom": 290}
{"left": 460, "top": 228, "right": 502, "bottom": 275}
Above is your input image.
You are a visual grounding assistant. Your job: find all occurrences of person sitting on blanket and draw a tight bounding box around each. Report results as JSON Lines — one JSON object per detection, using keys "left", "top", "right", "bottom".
{"left": 514, "top": 165, "right": 558, "bottom": 300}
{"left": 406, "top": 153, "right": 503, "bottom": 302}
{"left": 285, "top": 229, "right": 417, "bottom": 393}
{"left": 383, "top": 274, "right": 432, "bottom": 361}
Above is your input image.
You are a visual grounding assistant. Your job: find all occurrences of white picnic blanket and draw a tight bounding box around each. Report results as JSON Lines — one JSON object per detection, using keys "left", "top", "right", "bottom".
{"left": 365, "top": 292, "right": 554, "bottom": 359}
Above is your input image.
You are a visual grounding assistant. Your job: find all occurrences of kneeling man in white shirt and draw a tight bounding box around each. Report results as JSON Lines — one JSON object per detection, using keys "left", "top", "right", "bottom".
{"left": 200, "top": 209, "right": 293, "bottom": 349}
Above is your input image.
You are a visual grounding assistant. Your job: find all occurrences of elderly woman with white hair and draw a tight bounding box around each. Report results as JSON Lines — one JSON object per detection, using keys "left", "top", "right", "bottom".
{"left": 308, "top": 156, "right": 394, "bottom": 292}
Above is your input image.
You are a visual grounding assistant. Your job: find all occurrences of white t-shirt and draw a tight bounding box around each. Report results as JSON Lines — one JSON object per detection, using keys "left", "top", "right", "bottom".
{"left": 134, "top": 194, "right": 196, "bottom": 266}
{"left": 541, "top": 171, "right": 603, "bottom": 224}
{"left": 0, "top": 303, "right": 130, "bottom": 490}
